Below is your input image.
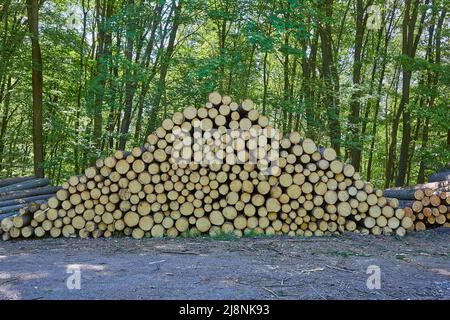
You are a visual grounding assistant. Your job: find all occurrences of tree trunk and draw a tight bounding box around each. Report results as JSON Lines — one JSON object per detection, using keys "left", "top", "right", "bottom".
{"left": 385, "top": 68, "right": 401, "bottom": 187}
{"left": 26, "top": 0, "right": 44, "bottom": 178}
{"left": 349, "top": 0, "right": 371, "bottom": 172}
{"left": 146, "top": 0, "right": 182, "bottom": 135}
{"left": 303, "top": 29, "right": 318, "bottom": 139}
{"left": 418, "top": 8, "right": 446, "bottom": 183}
{"left": 262, "top": 50, "right": 268, "bottom": 115}
{"left": 92, "top": 0, "right": 113, "bottom": 156}
{"left": 74, "top": 0, "right": 88, "bottom": 174}
{"left": 396, "top": 0, "right": 427, "bottom": 186}
{"left": 0, "top": 77, "right": 11, "bottom": 171}
{"left": 282, "top": 29, "right": 290, "bottom": 134}
{"left": 367, "top": 4, "right": 396, "bottom": 181}
{"left": 118, "top": 0, "right": 136, "bottom": 150}
{"left": 319, "top": 0, "right": 341, "bottom": 156}
{"left": 134, "top": 3, "right": 162, "bottom": 142}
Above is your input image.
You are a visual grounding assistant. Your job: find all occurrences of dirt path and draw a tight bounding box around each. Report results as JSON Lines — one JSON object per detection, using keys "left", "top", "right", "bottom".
{"left": 0, "top": 229, "right": 449, "bottom": 300}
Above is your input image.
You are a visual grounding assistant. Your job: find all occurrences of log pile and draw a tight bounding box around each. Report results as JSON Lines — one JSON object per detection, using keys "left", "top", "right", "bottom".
{"left": 384, "top": 186, "right": 450, "bottom": 231}
{"left": 0, "top": 177, "right": 60, "bottom": 240}
{"left": 2, "top": 92, "right": 412, "bottom": 240}
{"left": 0, "top": 177, "right": 59, "bottom": 219}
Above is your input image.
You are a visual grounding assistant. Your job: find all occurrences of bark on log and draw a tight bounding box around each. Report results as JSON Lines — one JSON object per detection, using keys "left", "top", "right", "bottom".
{"left": 0, "top": 211, "right": 20, "bottom": 221}
{"left": 0, "top": 194, "right": 56, "bottom": 208}
{"left": 384, "top": 181, "right": 450, "bottom": 199}
{"left": 0, "top": 176, "right": 36, "bottom": 188}
{"left": 0, "top": 178, "right": 50, "bottom": 194}
{"left": 0, "top": 185, "right": 60, "bottom": 201}
{"left": 428, "top": 170, "right": 450, "bottom": 183}
{"left": 0, "top": 200, "right": 46, "bottom": 214}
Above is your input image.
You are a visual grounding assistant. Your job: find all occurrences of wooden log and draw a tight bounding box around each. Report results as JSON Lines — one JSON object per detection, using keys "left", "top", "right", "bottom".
{"left": 428, "top": 169, "right": 450, "bottom": 183}
{"left": 241, "top": 99, "right": 254, "bottom": 112}
{"left": 411, "top": 201, "right": 423, "bottom": 213}
{"left": 0, "top": 185, "right": 60, "bottom": 202}
{"left": 0, "top": 200, "right": 46, "bottom": 214}
{"left": 415, "top": 221, "right": 426, "bottom": 231}
{"left": 0, "top": 176, "right": 36, "bottom": 188}
{"left": 12, "top": 213, "right": 31, "bottom": 228}
{"left": 318, "top": 147, "right": 337, "bottom": 162}
{"left": 0, "top": 194, "right": 55, "bottom": 208}
{"left": 384, "top": 189, "right": 416, "bottom": 200}
{"left": 343, "top": 164, "right": 355, "bottom": 177}
{"left": 0, "top": 211, "right": 20, "bottom": 222}
{"left": 384, "top": 181, "right": 450, "bottom": 200}
{"left": 115, "top": 159, "right": 130, "bottom": 174}
{"left": 329, "top": 160, "right": 343, "bottom": 174}
{"left": 208, "top": 91, "right": 222, "bottom": 105}
{"left": 429, "top": 195, "right": 441, "bottom": 207}
{"left": 337, "top": 202, "right": 351, "bottom": 217}
{"left": 302, "top": 139, "right": 317, "bottom": 154}
{"left": 0, "top": 178, "right": 50, "bottom": 194}
{"left": 395, "top": 199, "right": 415, "bottom": 208}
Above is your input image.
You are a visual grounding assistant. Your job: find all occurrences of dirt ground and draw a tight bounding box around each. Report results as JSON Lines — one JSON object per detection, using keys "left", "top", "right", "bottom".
{"left": 0, "top": 228, "right": 449, "bottom": 300}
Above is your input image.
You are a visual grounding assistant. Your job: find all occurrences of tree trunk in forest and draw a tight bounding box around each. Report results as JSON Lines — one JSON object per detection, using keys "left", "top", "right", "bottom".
{"left": 242, "top": 43, "right": 256, "bottom": 98}
{"left": 385, "top": 68, "right": 401, "bottom": 187}
{"left": 282, "top": 30, "right": 290, "bottom": 134}
{"left": 349, "top": 0, "right": 371, "bottom": 172}
{"left": 418, "top": 8, "right": 445, "bottom": 184}
{"left": 26, "top": 0, "right": 44, "bottom": 178}
{"left": 92, "top": 0, "right": 113, "bottom": 156}
{"left": 218, "top": 8, "right": 227, "bottom": 92}
{"left": 118, "top": 0, "right": 136, "bottom": 150}
{"left": 262, "top": 50, "right": 268, "bottom": 115}
{"left": 406, "top": 115, "right": 422, "bottom": 185}
{"left": 146, "top": 0, "right": 182, "bottom": 135}
{"left": 74, "top": 0, "right": 88, "bottom": 174}
{"left": 92, "top": 0, "right": 105, "bottom": 154}
{"left": 106, "top": 33, "right": 122, "bottom": 151}
{"left": 0, "top": 77, "right": 11, "bottom": 172}
{"left": 303, "top": 30, "right": 318, "bottom": 139}
{"left": 134, "top": 3, "right": 163, "bottom": 143}
{"left": 396, "top": 0, "right": 427, "bottom": 187}
{"left": 319, "top": 0, "right": 341, "bottom": 157}
{"left": 367, "top": 4, "right": 397, "bottom": 180}
{"left": 417, "top": 117, "right": 429, "bottom": 184}
{"left": 396, "top": 74, "right": 412, "bottom": 187}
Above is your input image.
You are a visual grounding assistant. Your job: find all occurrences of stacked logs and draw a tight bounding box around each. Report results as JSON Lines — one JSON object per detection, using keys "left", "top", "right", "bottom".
{"left": 0, "top": 177, "right": 60, "bottom": 240}
{"left": 1, "top": 202, "right": 44, "bottom": 240}
{"left": 384, "top": 186, "right": 450, "bottom": 231}
{"left": 0, "top": 177, "right": 59, "bottom": 220}
{"left": 2, "top": 92, "right": 412, "bottom": 240}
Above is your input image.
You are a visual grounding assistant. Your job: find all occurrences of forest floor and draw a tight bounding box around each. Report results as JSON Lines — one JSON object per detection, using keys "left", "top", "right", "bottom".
{"left": 0, "top": 229, "right": 449, "bottom": 300}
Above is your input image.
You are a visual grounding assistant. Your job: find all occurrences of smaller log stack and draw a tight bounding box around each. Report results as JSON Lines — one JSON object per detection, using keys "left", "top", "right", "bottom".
{"left": 0, "top": 176, "right": 60, "bottom": 240}
{"left": 384, "top": 183, "right": 450, "bottom": 232}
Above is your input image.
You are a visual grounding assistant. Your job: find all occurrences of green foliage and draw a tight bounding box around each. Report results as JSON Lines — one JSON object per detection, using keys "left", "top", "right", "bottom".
{"left": 0, "top": 0, "right": 448, "bottom": 188}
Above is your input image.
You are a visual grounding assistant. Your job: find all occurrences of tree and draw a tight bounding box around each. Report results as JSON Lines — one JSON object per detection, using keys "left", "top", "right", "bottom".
{"left": 118, "top": 0, "right": 137, "bottom": 150}
{"left": 348, "top": 0, "right": 372, "bottom": 172}
{"left": 26, "top": 0, "right": 44, "bottom": 178}
{"left": 318, "top": 0, "right": 341, "bottom": 156}
{"left": 396, "top": 0, "right": 428, "bottom": 186}
{"left": 146, "top": 0, "right": 183, "bottom": 135}
{"left": 0, "top": 0, "right": 448, "bottom": 188}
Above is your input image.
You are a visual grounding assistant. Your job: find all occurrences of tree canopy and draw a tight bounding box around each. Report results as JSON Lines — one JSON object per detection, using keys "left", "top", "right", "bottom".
{"left": 0, "top": 0, "right": 448, "bottom": 187}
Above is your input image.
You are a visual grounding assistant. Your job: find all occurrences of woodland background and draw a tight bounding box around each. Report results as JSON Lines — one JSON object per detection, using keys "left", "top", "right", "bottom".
{"left": 0, "top": 0, "right": 448, "bottom": 187}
